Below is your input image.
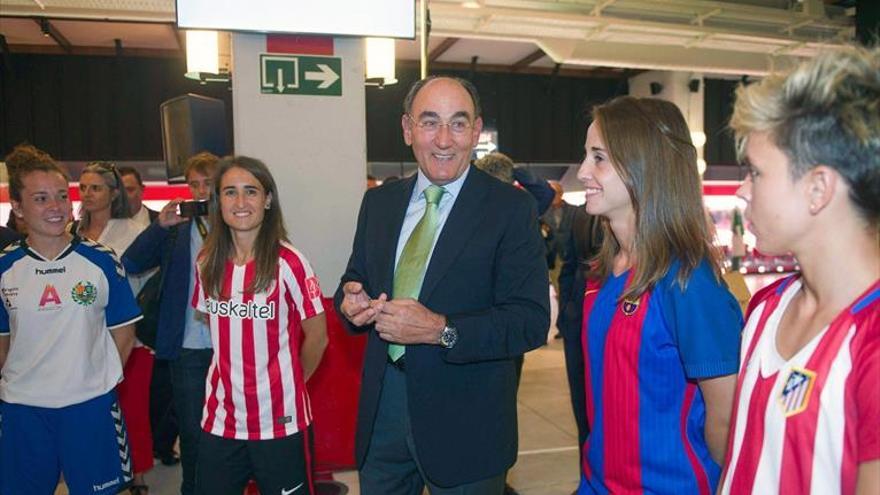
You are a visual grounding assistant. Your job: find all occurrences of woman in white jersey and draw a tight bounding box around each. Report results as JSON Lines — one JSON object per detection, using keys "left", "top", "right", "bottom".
{"left": 0, "top": 155, "right": 141, "bottom": 494}
{"left": 78, "top": 161, "right": 155, "bottom": 493}
{"left": 719, "top": 46, "right": 879, "bottom": 494}
{"left": 192, "top": 156, "right": 328, "bottom": 495}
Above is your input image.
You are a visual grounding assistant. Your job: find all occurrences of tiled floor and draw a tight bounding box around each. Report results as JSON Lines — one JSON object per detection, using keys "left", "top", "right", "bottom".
{"left": 57, "top": 340, "right": 579, "bottom": 495}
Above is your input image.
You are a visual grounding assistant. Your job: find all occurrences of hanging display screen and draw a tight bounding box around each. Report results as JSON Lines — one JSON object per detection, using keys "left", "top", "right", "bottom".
{"left": 176, "top": 0, "right": 415, "bottom": 39}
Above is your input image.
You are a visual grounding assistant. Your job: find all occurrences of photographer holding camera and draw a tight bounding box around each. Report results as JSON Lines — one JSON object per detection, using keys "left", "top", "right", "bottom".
{"left": 122, "top": 151, "right": 218, "bottom": 495}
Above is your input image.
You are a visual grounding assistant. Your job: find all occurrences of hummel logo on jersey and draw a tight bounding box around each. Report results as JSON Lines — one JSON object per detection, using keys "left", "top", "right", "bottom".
{"left": 281, "top": 482, "right": 304, "bottom": 495}
{"left": 92, "top": 476, "right": 120, "bottom": 492}
{"left": 779, "top": 367, "right": 816, "bottom": 417}
{"left": 204, "top": 298, "right": 276, "bottom": 320}
{"left": 35, "top": 266, "right": 66, "bottom": 275}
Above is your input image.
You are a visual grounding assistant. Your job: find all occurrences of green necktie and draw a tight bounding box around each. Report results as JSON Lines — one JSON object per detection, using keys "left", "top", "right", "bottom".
{"left": 388, "top": 184, "right": 445, "bottom": 362}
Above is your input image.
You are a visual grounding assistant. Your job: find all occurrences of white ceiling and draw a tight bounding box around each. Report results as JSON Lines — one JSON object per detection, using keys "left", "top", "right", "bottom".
{"left": 0, "top": 0, "right": 856, "bottom": 76}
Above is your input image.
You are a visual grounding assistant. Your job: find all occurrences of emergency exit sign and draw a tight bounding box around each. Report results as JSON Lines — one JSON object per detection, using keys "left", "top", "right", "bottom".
{"left": 260, "top": 54, "right": 342, "bottom": 96}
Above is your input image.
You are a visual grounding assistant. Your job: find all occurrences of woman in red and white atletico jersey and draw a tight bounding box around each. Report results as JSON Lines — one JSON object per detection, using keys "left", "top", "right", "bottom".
{"left": 192, "top": 156, "right": 328, "bottom": 495}
{"left": 719, "top": 46, "right": 879, "bottom": 495}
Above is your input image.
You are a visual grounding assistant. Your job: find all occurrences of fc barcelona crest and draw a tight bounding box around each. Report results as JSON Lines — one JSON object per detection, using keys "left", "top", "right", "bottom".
{"left": 621, "top": 298, "right": 639, "bottom": 316}
{"left": 778, "top": 367, "right": 816, "bottom": 417}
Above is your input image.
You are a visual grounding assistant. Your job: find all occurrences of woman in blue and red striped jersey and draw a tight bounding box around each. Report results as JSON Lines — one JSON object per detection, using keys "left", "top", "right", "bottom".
{"left": 192, "top": 156, "right": 328, "bottom": 495}
{"left": 575, "top": 96, "right": 743, "bottom": 494}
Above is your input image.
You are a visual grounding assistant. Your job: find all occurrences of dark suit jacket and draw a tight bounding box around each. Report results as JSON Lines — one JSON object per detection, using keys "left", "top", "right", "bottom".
{"left": 556, "top": 207, "right": 601, "bottom": 449}
{"left": 334, "top": 167, "right": 549, "bottom": 487}
{"left": 0, "top": 227, "right": 22, "bottom": 251}
{"left": 542, "top": 203, "right": 579, "bottom": 269}
{"left": 122, "top": 220, "right": 197, "bottom": 360}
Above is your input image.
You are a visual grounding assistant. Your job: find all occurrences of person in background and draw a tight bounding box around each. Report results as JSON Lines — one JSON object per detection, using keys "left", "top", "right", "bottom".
{"left": 118, "top": 165, "right": 180, "bottom": 468}
{"left": 192, "top": 156, "right": 328, "bottom": 494}
{"left": 0, "top": 155, "right": 140, "bottom": 495}
{"left": 542, "top": 180, "right": 579, "bottom": 277}
{"left": 719, "top": 45, "right": 879, "bottom": 495}
{"left": 473, "top": 151, "right": 554, "bottom": 495}
{"left": 538, "top": 181, "right": 579, "bottom": 341}
{"left": 76, "top": 161, "right": 155, "bottom": 494}
{"left": 119, "top": 166, "right": 159, "bottom": 228}
{"left": 556, "top": 204, "right": 602, "bottom": 479}
{"left": 367, "top": 174, "right": 380, "bottom": 189}
{"left": 474, "top": 151, "right": 555, "bottom": 216}
{"left": 0, "top": 227, "right": 20, "bottom": 250}
{"left": 122, "top": 152, "right": 218, "bottom": 495}
{"left": 576, "top": 96, "right": 742, "bottom": 494}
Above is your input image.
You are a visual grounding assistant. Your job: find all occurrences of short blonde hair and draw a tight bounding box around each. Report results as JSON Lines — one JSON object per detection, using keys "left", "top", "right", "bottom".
{"left": 730, "top": 45, "right": 880, "bottom": 223}
{"left": 184, "top": 151, "right": 219, "bottom": 181}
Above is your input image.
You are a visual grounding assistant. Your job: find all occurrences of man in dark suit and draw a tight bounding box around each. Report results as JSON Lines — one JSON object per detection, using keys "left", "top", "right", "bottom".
{"left": 335, "top": 77, "right": 549, "bottom": 494}
{"left": 556, "top": 206, "right": 602, "bottom": 458}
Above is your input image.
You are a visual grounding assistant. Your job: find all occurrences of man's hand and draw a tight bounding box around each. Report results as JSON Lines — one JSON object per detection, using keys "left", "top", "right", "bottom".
{"left": 340, "top": 281, "right": 386, "bottom": 327}
{"left": 158, "top": 199, "right": 189, "bottom": 229}
{"left": 375, "top": 299, "right": 446, "bottom": 345}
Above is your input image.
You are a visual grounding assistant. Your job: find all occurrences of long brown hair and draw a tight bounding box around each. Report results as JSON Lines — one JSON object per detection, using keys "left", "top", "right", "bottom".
{"left": 198, "top": 156, "right": 289, "bottom": 299}
{"left": 591, "top": 96, "right": 720, "bottom": 300}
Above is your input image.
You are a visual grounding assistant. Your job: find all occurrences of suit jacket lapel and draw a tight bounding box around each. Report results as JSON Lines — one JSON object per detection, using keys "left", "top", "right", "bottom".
{"left": 376, "top": 176, "right": 416, "bottom": 297}
{"left": 419, "top": 168, "right": 489, "bottom": 302}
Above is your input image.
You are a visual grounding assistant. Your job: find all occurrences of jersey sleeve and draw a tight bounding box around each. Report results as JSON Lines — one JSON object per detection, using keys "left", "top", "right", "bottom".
{"left": 0, "top": 250, "right": 24, "bottom": 334}
{"left": 192, "top": 261, "right": 206, "bottom": 312}
{"left": 280, "top": 247, "right": 324, "bottom": 320}
{"left": 101, "top": 251, "right": 143, "bottom": 329}
{"left": 0, "top": 283, "right": 9, "bottom": 334}
{"left": 854, "top": 312, "right": 880, "bottom": 462}
{"left": 661, "top": 261, "right": 743, "bottom": 379}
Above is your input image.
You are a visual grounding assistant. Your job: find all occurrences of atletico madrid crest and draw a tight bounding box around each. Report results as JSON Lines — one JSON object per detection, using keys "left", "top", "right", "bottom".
{"left": 778, "top": 367, "right": 816, "bottom": 417}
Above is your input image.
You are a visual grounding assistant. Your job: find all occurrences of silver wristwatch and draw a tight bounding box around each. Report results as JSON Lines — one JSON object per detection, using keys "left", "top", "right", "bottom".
{"left": 438, "top": 319, "right": 458, "bottom": 349}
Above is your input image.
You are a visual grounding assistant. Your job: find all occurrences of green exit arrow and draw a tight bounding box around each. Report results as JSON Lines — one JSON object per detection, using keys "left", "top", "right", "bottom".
{"left": 260, "top": 54, "right": 342, "bottom": 96}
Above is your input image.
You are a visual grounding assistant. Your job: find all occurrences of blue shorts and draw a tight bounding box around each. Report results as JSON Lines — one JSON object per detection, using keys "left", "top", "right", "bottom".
{"left": 0, "top": 390, "right": 133, "bottom": 495}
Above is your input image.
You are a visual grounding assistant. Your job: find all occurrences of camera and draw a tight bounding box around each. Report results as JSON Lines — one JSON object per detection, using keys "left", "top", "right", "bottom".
{"left": 177, "top": 200, "right": 209, "bottom": 217}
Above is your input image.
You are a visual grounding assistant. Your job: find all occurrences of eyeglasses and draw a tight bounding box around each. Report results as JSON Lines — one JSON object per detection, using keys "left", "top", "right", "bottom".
{"left": 406, "top": 114, "right": 473, "bottom": 135}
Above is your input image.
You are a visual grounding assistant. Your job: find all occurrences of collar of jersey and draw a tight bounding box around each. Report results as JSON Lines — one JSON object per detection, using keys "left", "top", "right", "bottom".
{"left": 22, "top": 235, "right": 80, "bottom": 262}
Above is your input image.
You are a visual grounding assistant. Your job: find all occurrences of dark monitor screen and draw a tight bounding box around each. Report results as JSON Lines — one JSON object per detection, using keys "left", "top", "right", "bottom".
{"left": 160, "top": 94, "right": 229, "bottom": 183}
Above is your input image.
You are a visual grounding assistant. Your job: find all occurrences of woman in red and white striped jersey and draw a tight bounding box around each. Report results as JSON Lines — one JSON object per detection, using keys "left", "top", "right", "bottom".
{"left": 192, "top": 156, "right": 328, "bottom": 495}
{"left": 719, "top": 46, "right": 879, "bottom": 495}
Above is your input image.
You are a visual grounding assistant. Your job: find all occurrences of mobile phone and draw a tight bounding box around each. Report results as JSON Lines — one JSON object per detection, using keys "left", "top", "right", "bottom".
{"left": 177, "top": 200, "right": 209, "bottom": 217}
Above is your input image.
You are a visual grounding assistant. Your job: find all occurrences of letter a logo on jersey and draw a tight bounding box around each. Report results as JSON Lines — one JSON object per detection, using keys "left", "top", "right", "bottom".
{"left": 39, "top": 284, "right": 62, "bottom": 308}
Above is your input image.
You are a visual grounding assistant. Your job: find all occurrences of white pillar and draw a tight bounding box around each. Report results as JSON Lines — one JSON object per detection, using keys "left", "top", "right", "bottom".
{"left": 231, "top": 34, "right": 367, "bottom": 294}
{"left": 629, "top": 71, "right": 706, "bottom": 171}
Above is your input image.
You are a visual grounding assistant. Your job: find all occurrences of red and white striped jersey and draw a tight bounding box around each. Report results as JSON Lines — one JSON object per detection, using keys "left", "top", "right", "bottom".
{"left": 720, "top": 276, "right": 880, "bottom": 495}
{"left": 192, "top": 242, "right": 324, "bottom": 440}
